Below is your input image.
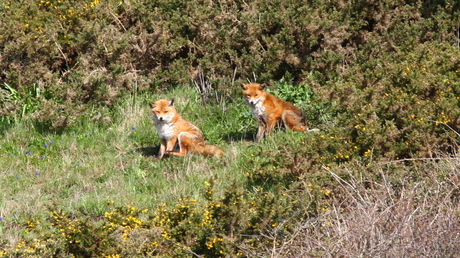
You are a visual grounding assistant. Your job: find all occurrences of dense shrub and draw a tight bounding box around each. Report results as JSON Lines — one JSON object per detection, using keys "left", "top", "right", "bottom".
{"left": 1, "top": 0, "right": 460, "bottom": 256}
{"left": 1, "top": 0, "right": 458, "bottom": 129}
{"left": 8, "top": 178, "right": 330, "bottom": 257}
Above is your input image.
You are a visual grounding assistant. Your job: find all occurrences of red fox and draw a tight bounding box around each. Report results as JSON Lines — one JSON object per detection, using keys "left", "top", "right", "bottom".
{"left": 241, "top": 82, "right": 319, "bottom": 142}
{"left": 149, "top": 99, "right": 223, "bottom": 159}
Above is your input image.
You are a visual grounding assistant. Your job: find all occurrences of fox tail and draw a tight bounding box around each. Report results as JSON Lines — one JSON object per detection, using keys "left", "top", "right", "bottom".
{"left": 202, "top": 145, "right": 224, "bottom": 158}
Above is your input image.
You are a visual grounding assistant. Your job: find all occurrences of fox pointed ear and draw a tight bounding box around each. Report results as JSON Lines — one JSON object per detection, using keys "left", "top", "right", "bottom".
{"left": 241, "top": 83, "right": 248, "bottom": 90}
{"left": 149, "top": 102, "right": 155, "bottom": 109}
{"left": 259, "top": 83, "right": 266, "bottom": 90}
{"left": 168, "top": 98, "right": 175, "bottom": 106}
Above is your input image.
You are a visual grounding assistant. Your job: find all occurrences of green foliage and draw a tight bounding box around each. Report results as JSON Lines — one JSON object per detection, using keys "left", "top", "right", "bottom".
{"left": 2, "top": 0, "right": 458, "bottom": 130}
{"left": 7, "top": 178, "right": 328, "bottom": 257}
{"left": 0, "top": 83, "right": 43, "bottom": 122}
{"left": 1, "top": 0, "right": 460, "bottom": 257}
{"left": 269, "top": 75, "right": 332, "bottom": 125}
{"left": 328, "top": 42, "right": 460, "bottom": 160}
{"left": 269, "top": 76, "right": 313, "bottom": 105}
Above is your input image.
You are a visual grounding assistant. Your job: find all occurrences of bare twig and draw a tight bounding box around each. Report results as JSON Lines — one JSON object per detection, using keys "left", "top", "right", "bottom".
{"left": 166, "top": 241, "right": 202, "bottom": 258}
{"left": 54, "top": 40, "right": 69, "bottom": 70}
{"left": 384, "top": 157, "right": 459, "bottom": 165}
{"left": 427, "top": 119, "right": 460, "bottom": 137}
{"left": 231, "top": 66, "right": 237, "bottom": 87}
{"left": 109, "top": 10, "right": 127, "bottom": 32}
{"left": 193, "top": 72, "right": 213, "bottom": 103}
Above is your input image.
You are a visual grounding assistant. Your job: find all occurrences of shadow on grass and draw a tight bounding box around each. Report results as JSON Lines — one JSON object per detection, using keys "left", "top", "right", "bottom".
{"left": 0, "top": 121, "right": 14, "bottom": 136}
{"left": 0, "top": 119, "right": 67, "bottom": 136}
{"left": 224, "top": 130, "right": 256, "bottom": 142}
{"left": 137, "top": 146, "right": 160, "bottom": 157}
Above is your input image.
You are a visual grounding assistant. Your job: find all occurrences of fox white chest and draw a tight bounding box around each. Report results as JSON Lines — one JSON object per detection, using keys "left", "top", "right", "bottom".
{"left": 249, "top": 100, "right": 266, "bottom": 120}
{"left": 154, "top": 120, "right": 175, "bottom": 140}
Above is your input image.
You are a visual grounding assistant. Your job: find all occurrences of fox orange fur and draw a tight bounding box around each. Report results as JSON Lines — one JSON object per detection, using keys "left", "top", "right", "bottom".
{"left": 149, "top": 99, "right": 223, "bottom": 159}
{"left": 241, "top": 82, "right": 319, "bottom": 142}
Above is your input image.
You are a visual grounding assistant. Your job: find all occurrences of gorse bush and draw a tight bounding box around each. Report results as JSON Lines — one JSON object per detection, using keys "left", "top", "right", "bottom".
{"left": 10, "top": 177, "right": 330, "bottom": 257}
{"left": 328, "top": 41, "right": 460, "bottom": 160}
{"left": 1, "top": 0, "right": 460, "bottom": 257}
{"left": 1, "top": 0, "right": 458, "bottom": 129}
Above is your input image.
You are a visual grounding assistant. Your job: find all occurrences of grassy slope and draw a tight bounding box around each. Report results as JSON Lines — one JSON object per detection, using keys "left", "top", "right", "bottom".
{"left": 2, "top": 85, "right": 460, "bottom": 257}
{"left": 0, "top": 86, "right": 253, "bottom": 245}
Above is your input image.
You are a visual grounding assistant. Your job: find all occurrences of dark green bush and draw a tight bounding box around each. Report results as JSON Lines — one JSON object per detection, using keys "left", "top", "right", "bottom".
{"left": 2, "top": 0, "right": 458, "bottom": 130}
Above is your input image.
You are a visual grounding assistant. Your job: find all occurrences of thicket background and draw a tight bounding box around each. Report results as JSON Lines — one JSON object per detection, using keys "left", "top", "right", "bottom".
{"left": 1, "top": 0, "right": 460, "bottom": 257}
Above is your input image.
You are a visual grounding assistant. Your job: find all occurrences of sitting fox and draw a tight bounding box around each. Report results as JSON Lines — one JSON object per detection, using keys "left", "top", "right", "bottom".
{"left": 241, "top": 82, "right": 319, "bottom": 142}
{"left": 149, "top": 99, "right": 223, "bottom": 159}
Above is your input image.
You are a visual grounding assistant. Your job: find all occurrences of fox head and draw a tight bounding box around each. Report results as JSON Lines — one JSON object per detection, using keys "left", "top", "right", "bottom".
{"left": 241, "top": 83, "right": 267, "bottom": 106}
{"left": 149, "top": 98, "right": 177, "bottom": 124}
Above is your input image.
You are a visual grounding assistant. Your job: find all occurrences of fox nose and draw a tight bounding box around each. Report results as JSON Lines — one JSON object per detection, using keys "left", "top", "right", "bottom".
{"left": 159, "top": 117, "right": 164, "bottom": 121}
{"left": 250, "top": 101, "right": 255, "bottom": 105}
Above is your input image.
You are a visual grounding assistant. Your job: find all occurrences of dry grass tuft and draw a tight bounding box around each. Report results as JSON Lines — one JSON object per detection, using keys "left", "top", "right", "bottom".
{"left": 263, "top": 158, "right": 460, "bottom": 257}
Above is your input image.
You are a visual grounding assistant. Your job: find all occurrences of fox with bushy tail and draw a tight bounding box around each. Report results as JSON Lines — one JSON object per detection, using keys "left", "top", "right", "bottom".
{"left": 242, "top": 83, "right": 319, "bottom": 142}
{"left": 149, "top": 99, "right": 223, "bottom": 159}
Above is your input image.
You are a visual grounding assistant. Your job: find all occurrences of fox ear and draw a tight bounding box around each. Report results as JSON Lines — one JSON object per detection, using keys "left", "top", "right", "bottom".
{"left": 259, "top": 84, "right": 266, "bottom": 90}
{"left": 168, "top": 98, "right": 175, "bottom": 106}
{"left": 241, "top": 83, "right": 248, "bottom": 90}
{"left": 149, "top": 102, "right": 155, "bottom": 109}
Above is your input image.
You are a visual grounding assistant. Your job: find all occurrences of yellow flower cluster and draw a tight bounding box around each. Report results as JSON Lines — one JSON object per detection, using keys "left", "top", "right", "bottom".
{"left": 307, "top": 184, "right": 331, "bottom": 196}
{"left": 104, "top": 205, "right": 147, "bottom": 232}
{"left": 36, "top": 0, "right": 100, "bottom": 25}
{"left": 364, "top": 149, "right": 372, "bottom": 156}
{"left": 9, "top": 192, "right": 301, "bottom": 256}
{"left": 200, "top": 209, "right": 213, "bottom": 228}
{"left": 438, "top": 112, "right": 452, "bottom": 124}
{"left": 50, "top": 211, "right": 83, "bottom": 242}
{"left": 90, "top": 0, "right": 100, "bottom": 8}
{"left": 206, "top": 237, "right": 223, "bottom": 249}
{"left": 12, "top": 238, "right": 47, "bottom": 254}
{"left": 306, "top": 184, "right": 332, "bottom": 213}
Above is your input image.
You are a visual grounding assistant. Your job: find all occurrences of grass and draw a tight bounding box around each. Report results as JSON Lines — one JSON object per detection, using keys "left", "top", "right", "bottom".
{"left": 1, "top": 85, "right": 460, "bottom": 257}
{"left": 0, "top": 86, "right": 254, "bottom": 248}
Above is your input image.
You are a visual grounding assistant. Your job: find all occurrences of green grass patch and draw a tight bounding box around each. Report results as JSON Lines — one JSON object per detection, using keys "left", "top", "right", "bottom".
{"left": 1, "top": 81, "right": 460, "bottom": 256}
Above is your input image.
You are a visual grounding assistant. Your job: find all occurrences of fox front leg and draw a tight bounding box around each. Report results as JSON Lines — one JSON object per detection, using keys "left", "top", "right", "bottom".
{"left": 166, "top": 135, "right": 190, "bottom": 157}
{"left": 157, "top": 139, "right": 167, "bottom": 159}
{"left": 264, "top": 115, "right": 278, "bottom": 138}
{"left": 255, "top": 116, "right": 267, "bottom": 142}
{"left": 255, "top": 125, "right": 264, "bottom": 142}
{"left": 166, "top": 133, "right": 193, "bottom": 157}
